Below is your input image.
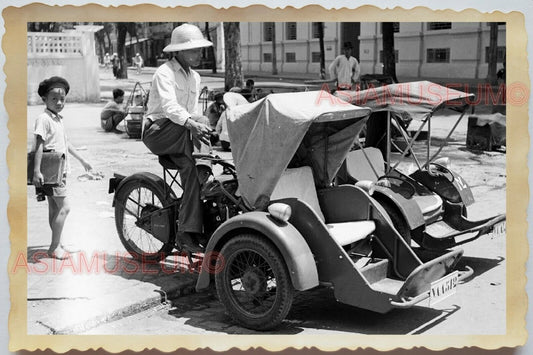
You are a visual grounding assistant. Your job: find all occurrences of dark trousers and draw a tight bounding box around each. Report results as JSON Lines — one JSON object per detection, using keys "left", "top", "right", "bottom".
{"left": 142, "top": 118, "right": 209, "bottom": 233}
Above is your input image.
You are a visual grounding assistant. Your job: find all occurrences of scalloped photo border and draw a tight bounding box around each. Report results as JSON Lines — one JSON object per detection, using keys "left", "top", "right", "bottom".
{"left": 4, "top": 3, "right": 528, "bottom": 352}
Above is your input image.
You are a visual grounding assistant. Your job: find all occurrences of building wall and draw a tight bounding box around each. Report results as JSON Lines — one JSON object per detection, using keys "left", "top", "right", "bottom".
{"left": 27, "top": 30, "right": 101, "bottom": 104}
{"left": 359, "top": 22, "right": 506, "bottom": 79}
{"left": 240, "top": 22, "right": 341, "bottom": 77}
{"left": 240, "top": 22, "right": 506, "bottom": 80}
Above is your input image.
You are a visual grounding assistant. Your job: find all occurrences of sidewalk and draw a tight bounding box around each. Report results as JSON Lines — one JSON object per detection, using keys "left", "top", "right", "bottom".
{"left": 25, "top": 99, "right": 209, "bottom": 335}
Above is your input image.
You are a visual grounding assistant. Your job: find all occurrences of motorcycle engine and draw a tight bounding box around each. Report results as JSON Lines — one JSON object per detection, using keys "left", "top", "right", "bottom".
{"left": 202, "top": 180, "right": 240, "bottom": 236}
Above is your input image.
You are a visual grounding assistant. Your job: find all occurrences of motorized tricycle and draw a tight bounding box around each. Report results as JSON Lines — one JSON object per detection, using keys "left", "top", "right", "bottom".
{"left": 335, "top": 81, "right": 506, "bottom": 250}
{"left": 109, "top": 90, "right": 471, "bottom": 330}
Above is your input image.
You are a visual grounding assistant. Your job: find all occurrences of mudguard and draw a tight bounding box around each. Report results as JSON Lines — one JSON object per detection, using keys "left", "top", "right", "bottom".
{"left": 111, "top": 172, "right": 177, "bottom": 207}
{"left": 411, "top": 168, "right": 475, "bottom": 206}
{"left": 195, "top": 211, "right": 319, "bottom": 292}
{"left": 372, "top": 186, "right": 425, "bottom": 231}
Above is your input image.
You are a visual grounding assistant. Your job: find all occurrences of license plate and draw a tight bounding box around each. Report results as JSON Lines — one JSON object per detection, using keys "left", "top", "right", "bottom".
{"left": 490, "top": 221, "right": 506, "bottom": 238}
{"left": 430, "top": 271, "right": 458, "bottom": 306}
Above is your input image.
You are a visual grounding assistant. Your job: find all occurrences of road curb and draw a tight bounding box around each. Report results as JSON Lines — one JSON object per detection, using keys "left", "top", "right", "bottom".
{"left": 47, "top": 277, "right": 197, "bottom": 335}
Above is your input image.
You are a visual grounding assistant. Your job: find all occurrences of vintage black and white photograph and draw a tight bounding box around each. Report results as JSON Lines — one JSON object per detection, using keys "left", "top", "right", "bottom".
{"left": 21, "top": 19, "right": 510, "bottom": 339}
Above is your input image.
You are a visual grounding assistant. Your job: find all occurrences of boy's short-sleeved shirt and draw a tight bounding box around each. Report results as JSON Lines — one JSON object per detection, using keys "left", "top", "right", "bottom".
{"left": 33, "top": 109, "right": 67, "bottom": 154}
{"left": 33, "top": 108, "right": 68, "bottom": 173}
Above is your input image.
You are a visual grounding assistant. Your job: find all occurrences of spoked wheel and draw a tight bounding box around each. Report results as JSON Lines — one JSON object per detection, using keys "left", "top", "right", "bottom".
{"left": 115, "top": 178, "right": 175, "bottom": 261}
{"left": 215, "top": 234, "right": 294, "bottom": 330}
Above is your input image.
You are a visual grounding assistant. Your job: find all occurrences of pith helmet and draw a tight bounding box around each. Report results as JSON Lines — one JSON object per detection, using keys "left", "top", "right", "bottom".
{"left": 163, "top": 24, "right": 213, "bottom": 53}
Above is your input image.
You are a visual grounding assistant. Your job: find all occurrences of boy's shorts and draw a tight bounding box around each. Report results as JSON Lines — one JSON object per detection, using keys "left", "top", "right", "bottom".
{"left": 41, "top": 174, "right": 67, "bottom": 197}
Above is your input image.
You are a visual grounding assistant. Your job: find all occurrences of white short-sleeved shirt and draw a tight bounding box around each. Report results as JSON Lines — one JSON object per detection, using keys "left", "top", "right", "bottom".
{"left": 33, "top": 109, "right": 67, "bottom": 154}
{"left": 145, "top": 57, "right": 201, "bottom": 125}
{"left": 33, "top": 109, "right": 68, "bottom": 172}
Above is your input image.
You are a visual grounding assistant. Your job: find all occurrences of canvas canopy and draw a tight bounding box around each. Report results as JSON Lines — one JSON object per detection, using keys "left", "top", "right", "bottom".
{"left": 226, "top": 91, "right": 371, "bottom": 209}
{"left": 336, "top": 81, "right": 475, "bottom": 122}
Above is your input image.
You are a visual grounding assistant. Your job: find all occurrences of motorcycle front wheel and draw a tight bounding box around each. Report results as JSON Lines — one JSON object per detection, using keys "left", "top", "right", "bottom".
{"left": 114, "top": 177, "right": 175, "bottom": 261}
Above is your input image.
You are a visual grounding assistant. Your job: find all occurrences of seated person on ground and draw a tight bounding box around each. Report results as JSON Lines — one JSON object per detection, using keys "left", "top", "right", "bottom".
{"left": 205, "top": 92, "right": 226, "bottom": 144}
{"left": 241, "top": 79, "right": 256, "bottom": 102}
{"left": 101, "top": 88, "right": 127, "bottom": 132}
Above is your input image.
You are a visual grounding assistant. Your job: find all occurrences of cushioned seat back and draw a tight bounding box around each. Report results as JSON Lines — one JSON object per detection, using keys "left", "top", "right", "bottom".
{"left": 345, "top": 147, "right": 385, "bottom": 182}
{"left": 271, "top": 166, "right": 325, "bottom": 222}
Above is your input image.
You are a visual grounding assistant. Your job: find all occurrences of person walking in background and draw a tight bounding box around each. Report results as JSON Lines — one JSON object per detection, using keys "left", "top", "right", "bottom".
{"left": 111, "top": 53, "right": 120, "bottom": 78}
{"left": 134, "top": 53, "right": 144, "bottom": 74}
{"left": 104, "top": 52, "right": 111, "bottom": 69}
{"left": 100, "top": 88, "right": 127, "bottom": 133}
{"left": 142, "top": 23, "right": 213, "bottom": 253}
{"left": 329, "top": 42, "right": 360, "bottom": 90}
{"left": 32, "top": 76, "right": 93, "bottom": 259}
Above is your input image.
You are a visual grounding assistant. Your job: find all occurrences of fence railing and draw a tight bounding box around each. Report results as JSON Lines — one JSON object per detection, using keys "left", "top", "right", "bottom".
{"left": 27, "top": 32, "right": 87, "bottom": 56}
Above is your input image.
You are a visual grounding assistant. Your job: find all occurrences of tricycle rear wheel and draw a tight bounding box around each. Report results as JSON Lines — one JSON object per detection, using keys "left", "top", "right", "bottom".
{"left": 114, "top": 178, "right": 174, "bottom": 261}
{"left": 215, "top": 234, "right": 294, "bottom": 330}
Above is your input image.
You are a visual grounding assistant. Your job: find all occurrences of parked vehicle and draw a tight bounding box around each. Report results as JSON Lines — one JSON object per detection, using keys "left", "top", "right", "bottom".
{"left": 335, "top": 81, "right": 506, "bottom": 250}
{"left": 109, "top": 90, "right": 471, "bottom": 330}
{"left": 123, "top": 81, "right": 150, "bottom": 139}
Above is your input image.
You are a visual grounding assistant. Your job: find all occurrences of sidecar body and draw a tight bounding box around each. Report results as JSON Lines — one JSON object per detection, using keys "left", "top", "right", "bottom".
{"left": 335, "top": 81, "right": 506, "bottom": 250}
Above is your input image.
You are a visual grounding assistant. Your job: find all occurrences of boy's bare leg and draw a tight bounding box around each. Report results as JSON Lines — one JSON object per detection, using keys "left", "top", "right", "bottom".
{"left": 47, "top": 196, "right": 70, "bottom": 258}
{"left": 48, "top": 196, "right": 57, "bottom": 229}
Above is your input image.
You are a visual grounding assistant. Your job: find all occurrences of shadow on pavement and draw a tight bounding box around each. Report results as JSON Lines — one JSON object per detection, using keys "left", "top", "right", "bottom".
{"left": 165, "top": 286, "right": 459, "bottom": 335}
{"left": 455, "top": 255, "right": 505, "bottom": 280}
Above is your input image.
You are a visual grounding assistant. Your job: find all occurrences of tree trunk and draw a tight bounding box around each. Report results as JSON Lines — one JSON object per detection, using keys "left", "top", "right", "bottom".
{"left": 223, "top": 22, "right": 244, "bottom": 91}
{"left": 318, "top": 22, "right": 326, "bottom": 79}
{"left": 382, "top": 22, "right": 398, "bottom": 83}
{"left": 271, "top": 23, "right": 278, "bottom": 75}
{"left": 487, "top": 23, "right": 499, "bottom": 85}
{"left": 205, "top": 22, "right": 217, "bottom": 74}
{"left": 116, "top": 23, "right": 128, "bottom": 79}
{"left": 104, "top": 23, "right": 113, "bottom": 53}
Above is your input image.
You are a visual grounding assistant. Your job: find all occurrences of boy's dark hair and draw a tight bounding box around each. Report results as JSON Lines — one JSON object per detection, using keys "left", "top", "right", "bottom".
{"left": 38, "top": 76, "right": 70, "bottom": 97}
{"left": 245, "top": 79, "right": 254, "bottom": 87}
{"left": 113, "top": 88, "right": 125, "bottom": 99}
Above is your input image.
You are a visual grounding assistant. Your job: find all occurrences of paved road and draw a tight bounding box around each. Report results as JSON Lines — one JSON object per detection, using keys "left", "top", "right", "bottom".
{"left": 82, "top": 229, "right": 505, "bottom": 335}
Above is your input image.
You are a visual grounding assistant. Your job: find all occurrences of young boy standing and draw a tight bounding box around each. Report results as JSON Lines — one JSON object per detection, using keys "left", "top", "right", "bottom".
{"left": 32, "top": 76, "right": 93, "bottom": 259}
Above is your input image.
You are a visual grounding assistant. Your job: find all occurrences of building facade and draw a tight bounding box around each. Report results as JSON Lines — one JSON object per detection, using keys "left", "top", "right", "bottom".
{"left": 240, "top": 22, "right": 359, "bottom": 78}
{"left": 239, "top": 22, "right": 506, "bottom": 80}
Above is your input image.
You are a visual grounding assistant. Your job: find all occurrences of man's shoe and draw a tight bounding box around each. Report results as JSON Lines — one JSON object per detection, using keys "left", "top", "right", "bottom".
{"left": 176, "top": 232, "right": 204, "bottom": 253}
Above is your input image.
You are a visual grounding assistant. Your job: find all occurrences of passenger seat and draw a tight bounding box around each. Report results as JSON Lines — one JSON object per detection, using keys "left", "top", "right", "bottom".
{"left": 271, "top": 166, "right": 375, "bottom": 247}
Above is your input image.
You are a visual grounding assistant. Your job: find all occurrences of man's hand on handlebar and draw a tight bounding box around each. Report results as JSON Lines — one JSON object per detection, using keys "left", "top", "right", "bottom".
{"left": 186, "top": 116, "right": 213, "bottom": 145}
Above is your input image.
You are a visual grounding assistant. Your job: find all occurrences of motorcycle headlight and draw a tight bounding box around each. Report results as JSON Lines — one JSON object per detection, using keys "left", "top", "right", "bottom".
{"left": 355, "top": 180, "right": 375, "bottom": 196}
{"left": 268, "top": 203, "right": 292, "bottom": 223}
